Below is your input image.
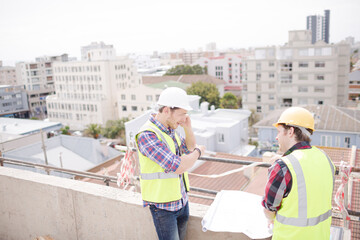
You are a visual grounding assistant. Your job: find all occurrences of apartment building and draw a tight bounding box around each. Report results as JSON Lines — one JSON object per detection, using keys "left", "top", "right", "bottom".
{"left": 306, "top": 10, "right": 330, "bottom": 44}
{"left": 46, "top": 43, "right": 141, "bottom": 130}
{"left": 242, "top": 30, "right": 350, "bottom": 115}
{"left": 0, "top": 85, "right": 29, "bottom": 118}
{"left": 194, "top": 55, "right": 243, "bottom": 94}
{"left": 15, "top": 54, "right": 69, "bottom": 118}
{"left": 0, "top": 61, "right": 17, "bottom": 85}
{"left": 169, "top": 50, "right": 217, "bottom": 65}
{"left": 349, "top": 70, "right": 360, "bottom": 101}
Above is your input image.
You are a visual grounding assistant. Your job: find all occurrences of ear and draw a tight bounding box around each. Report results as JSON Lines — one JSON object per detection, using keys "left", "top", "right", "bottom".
{"left": 163, "top": 106, "right": 171, "bottom": 115}
{"left": 288, "top": 127, "right": 295, "bottom": 137}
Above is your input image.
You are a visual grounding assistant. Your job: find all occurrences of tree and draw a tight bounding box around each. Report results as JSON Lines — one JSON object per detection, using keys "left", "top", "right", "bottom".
{"left": 165, "top": 64, "right": 206, "bottom": 75}
{"left": 220, "top": 92, "right": 239, "bottom": 109}
{"left": 102, "top": 118, "right": 129, "bottom": 143}
{"left": 60, "top": 125, "right": 71, "bottom": 135}
{"left": 248, "top": 109, "right": 260, "bottom": 127}
{"left": 84, "top": 124, "right": 102, "bottom": 139}
{"left": 186, "top": 82, "right": 220, "bottom": 108}
{"left": 237, "top": 95, "right": 242, "bottom": 108}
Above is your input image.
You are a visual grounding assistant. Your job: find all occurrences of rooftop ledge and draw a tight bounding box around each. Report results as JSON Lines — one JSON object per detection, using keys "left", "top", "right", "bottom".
{"left": 0, "top": 167, "right": 263, "bottom": 240}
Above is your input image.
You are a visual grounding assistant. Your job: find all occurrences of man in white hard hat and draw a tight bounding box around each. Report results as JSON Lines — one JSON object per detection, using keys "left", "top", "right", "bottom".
{"left": 136, "top": 87, "right": 205, "bottom": 240}
{"left": 262, "top": 107, "right": 335, "bottom": 239}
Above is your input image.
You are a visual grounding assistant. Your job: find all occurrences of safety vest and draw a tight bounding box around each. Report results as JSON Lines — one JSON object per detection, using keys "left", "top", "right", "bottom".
{"left": 273, "top": 147, "right": 335, "bottom": 240}
{"left": 135, "top": 121, "right": 190, "bottom": 203}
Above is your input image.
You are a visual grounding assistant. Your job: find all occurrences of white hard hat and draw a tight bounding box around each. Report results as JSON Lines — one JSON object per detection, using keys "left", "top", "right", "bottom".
{"left": 157, "top": 87, "right": 193, "bottom": 111}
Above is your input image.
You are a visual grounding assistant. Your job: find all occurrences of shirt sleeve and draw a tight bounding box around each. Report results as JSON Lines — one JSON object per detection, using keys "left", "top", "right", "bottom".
{"left": 179, "top": 134, "right": 190, "bottom": 155}
{"left": 137, "top": 131, "right": 181, "bottom": 173}
{"left": 262, "top": 159, "right": 292, "bottom": 212}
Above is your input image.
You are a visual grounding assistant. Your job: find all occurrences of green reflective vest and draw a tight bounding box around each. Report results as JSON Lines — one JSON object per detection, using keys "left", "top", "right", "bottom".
{"left": 273, "top": 147, "right": 335, "bottom": 240}
{"left": 135, "top": 121, "right": 190, "bottom": 203}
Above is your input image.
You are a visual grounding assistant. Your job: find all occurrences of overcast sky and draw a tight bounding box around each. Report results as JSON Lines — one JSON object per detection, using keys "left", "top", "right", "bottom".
{"left": 1, "top": 0, "right": 360, "bottom": 66}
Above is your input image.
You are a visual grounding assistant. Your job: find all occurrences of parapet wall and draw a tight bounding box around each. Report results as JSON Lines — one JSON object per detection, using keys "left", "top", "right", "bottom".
{"left": 0, "top": 167, "right": 253, "bottom": 240}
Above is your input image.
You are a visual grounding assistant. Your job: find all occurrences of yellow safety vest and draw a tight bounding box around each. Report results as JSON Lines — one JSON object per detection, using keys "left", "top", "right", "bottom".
{"left": 273, "top": 147, "right": 335, "bottom": 240}
{"left": 135, "top": 121, "right": 190, "bottom": 203}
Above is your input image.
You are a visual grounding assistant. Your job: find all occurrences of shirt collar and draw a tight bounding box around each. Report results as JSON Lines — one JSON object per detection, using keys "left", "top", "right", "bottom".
{"left": 283, "top": 141, "right": 312, "bottom": 156}
{"left": 149, "top": 113, "right": 173, "bottom": 135}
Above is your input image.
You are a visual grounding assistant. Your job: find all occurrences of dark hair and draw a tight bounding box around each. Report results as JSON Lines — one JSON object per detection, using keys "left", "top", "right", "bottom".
{"left": 279, "top": 124, "right": 313, "bottom": 143}
{"left": 158, "top": 106, "right": 180, "bottom": 113}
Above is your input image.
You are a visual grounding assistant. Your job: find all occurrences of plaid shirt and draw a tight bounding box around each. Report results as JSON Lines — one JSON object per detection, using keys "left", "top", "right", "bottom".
{"left": 137, "top": 114, "right": 190, "bottom": 211}
{"left": 262, "top": 141, "right": 312, "bottom": 212}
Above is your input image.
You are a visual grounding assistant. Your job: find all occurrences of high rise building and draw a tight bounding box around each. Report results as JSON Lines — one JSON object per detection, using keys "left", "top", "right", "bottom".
{"left": 242, "top": 30, "right": 350, "bottom": 116}
{"left": 306, "top": 10, "right": 330, "bottom": 44}
{"left": 46, "top": 42, "right": 141, "bottom": 130}
{"left": 15, "top": 54, "right": 68, "bottom": 118}
{"left": 0, "top": 61, "right": 17, "bottom": 86}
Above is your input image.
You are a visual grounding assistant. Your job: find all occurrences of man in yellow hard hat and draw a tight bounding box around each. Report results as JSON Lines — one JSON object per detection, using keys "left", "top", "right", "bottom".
{"left": 262, "top": 107, "right": 335, "bottom": 240}
{"left": 136, "top": 87, "right": 205, "bottom": 240}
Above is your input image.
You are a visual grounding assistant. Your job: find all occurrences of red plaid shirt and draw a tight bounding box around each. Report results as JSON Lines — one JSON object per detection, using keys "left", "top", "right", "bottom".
{"left": 137, "top": 114, "right": 190, "bottom": 211}
{"left": 262, "top": 141, "right": 312, "bottom": 211}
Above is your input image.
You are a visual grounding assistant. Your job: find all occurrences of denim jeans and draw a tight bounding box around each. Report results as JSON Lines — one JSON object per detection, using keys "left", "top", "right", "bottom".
{"left": 149, "top": 203, "right": 189, "bottom": 240}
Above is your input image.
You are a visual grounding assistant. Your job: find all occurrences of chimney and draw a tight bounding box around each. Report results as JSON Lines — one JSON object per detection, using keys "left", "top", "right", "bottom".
{"left": 200, "top": 102, "right": 209, "bottom": 115}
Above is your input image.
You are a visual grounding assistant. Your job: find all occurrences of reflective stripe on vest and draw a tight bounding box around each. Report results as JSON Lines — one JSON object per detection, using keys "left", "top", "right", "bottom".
{"left": 276, "top": 153, "right": 335, "bottom": 227}
{"left": 141, "top": 172, "right": 179, "bottom": 180}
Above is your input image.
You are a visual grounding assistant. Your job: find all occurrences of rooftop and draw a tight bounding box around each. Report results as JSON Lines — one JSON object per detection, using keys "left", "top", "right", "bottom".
{"left": 0, "top": 117, "right": 62, "bottom": 135}
{"left": 142, "top": 74, "right": 225, "bottom": 86}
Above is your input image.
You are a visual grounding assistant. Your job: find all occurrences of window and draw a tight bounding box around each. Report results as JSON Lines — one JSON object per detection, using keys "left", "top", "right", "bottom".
{"left": 315, "top": 62, "right": 325, "bottom": 68}
{"left": 146, "top": 95, "right": 153, "bottom": 101}
{"left": 299, "top": 74, "right": 308, "bottom": 80}
{"left": 218, "top": 133, "right": 225, "bottom": 143}
{"left": 280, "top": 74, "right": 292, "bottom": 83}
{"left": 269, "top": 83, "right": 275, "bottom": 89}
{"left": 256, "top": 63, "right": 261, "bottom": 71}
{"left": 299, "top": 62, "right": 308, "bottom": 68}
{"left": 298, "top": 86, "right": 308, "bottom": 92}
{"left": 256, "top": 73, "right": 261, "bottom": 81}
{"left": 314, "top": 86, "right": 325, "bottom": 93}
{"left": 269, "top": 62, "right": 275, "bottom": 67}
{"left": 269, "top": 94, "right": 274, "bottom": 100}
{"left": 345, "top": 137, "right": 350, "bottom": 148}
{"left": 281, "top": 62, "right": 292, "bottom": 71}
{"left": 131, "top": 106, "right": 138, "bottom": 111}
{"left": 317, "top": 100, "right": 324, "bottom": 105}
{"left": 131, "top": 94, "right": 136, "bottom": 100}
{"left": 122, "top": 106, "right": 127, "bottom": 111}
{"left": 121, "top": 94, "right": 126, "bottom": 100}
{"left": 257, "top": 95, "right": 261, "bottom": 102}
{"left": 335, "top": 136, "right": 340, "bottom": 147}
{"left": 269, "top": 105, "right": 275, "bottom": 110}
{"left": 316, "top": 75, "right": 324, "bottom": 80}
{"left": 269, "top": 73, "right": 275, "bottom": 78}
{"left": 321, "top": 135, "right": 332, "bottom": 147}
{"left": 256, "top": 83, "right": 261, "bottom": 91}
{"left": 256, "top": 106, "right": 262, "bottom": 113}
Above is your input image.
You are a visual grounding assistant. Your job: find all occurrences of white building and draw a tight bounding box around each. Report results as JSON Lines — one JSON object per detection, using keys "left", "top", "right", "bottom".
{"left": 0, "top": 61, "right": 17, "bottom": 85}
{"left": 242, "top": 30, "right": 350, "bottom": 115}
{"left": 194, "top": 55, "right": 243, "bottom": 94}
{"left": 124, "top": 102, "right": 253, "bottom": 156}
{"left": 15, "top": 54, "right": 69, "bottom": 118}
{"left": 46, "top": 43, "right": 141, "bottom": 130}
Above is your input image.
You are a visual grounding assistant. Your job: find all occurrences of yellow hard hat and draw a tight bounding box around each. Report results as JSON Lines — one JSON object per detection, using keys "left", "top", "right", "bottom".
{"left": 273, "top": 107, "right": 315, "bottom": 131}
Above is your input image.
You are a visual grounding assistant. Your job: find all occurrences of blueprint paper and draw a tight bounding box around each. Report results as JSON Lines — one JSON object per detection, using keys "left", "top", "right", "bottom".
{"left": 201, "top": 190, "right": 272, "bottom": 239}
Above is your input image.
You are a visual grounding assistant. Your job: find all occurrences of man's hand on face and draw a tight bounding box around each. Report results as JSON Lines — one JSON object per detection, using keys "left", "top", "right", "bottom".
{"left": 180, "top": 114, "right": 192, "bottom": 129}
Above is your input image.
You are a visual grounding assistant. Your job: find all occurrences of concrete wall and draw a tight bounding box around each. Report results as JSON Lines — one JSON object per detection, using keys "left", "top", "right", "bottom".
{"left": 0, "top": 167, "right": 258, "bottom": 240}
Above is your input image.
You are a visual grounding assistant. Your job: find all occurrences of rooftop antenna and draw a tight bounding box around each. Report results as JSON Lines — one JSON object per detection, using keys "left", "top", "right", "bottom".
{"left": 40, "top": 129, "right": 49, "bottom": 175}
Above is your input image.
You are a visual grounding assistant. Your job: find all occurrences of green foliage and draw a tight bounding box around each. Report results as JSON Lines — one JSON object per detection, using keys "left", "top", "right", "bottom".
{"left": 248, "top": 138, "right": 259, "bottom": 147}
{"left": 30, "top": 117, "right": 39, "bottom": 120}
{"left": 60, "top": 125, "right": 71, "bottom": 135}
{"left": 102, "top": 118, "right": 129, "bottom": 140}
{"left": 84, "top": 124, "right": 102, "bottom": 139}
{"left": 165, "top": 64, "right": 206, "bottom": 75}
{"left": 249, "top": 109, "right": 260, "bottom": 127}
{"left": 186, "top": 82, "right": 220, "bottom": 108}
{"left": 237, "top": 95, "right": 242, "bottom": 108}
{"left": 220, "top": 92, "right": 239, "bottom": 109}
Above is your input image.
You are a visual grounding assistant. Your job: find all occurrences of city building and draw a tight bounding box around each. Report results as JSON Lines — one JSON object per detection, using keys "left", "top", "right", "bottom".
{"left": 242, "top": 30, "right": 350, "bottom": 115}
{"left": 0, "top": 85, "right": 29, "bottom": 118}
{"left": 15, "top": 54, "right": 69, "bottom": 119}
{"left": 194, "top": 55, "right": 243, "bottom": 95}
{"left": 254, "top": 105, "right": 360, "bottom": 150}
{"left": 306, "top": 9, "right": 330, "bottom": 44}
{"left": 169, "top": 49, "right": 218, "bottom": 65}
{"left": 46, "top": 42, "right": 142, "bottom": 130}
{"left": 349, "top": 70, "right": 360, "bottom": 101}
{"left": 81, "top": 41, "right": 115, "bottom": 61}
{"left": 0, "top": 61, "right": 17, "bottom": 85}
